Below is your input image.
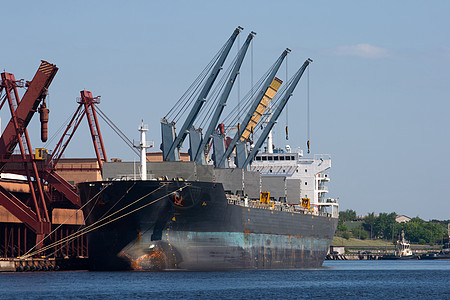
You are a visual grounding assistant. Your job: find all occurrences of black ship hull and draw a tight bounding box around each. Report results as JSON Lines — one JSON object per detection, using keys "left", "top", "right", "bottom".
{"left": 78, "top": 180, "right": 338, "bottom": 271}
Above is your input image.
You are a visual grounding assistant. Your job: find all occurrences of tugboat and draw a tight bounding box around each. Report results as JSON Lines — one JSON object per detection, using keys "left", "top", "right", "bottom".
{"left": 380, "top": 230, "right": 418, "bottom": 260}
{"left": 421, "top": 224, "right": 450, "bottom": 260}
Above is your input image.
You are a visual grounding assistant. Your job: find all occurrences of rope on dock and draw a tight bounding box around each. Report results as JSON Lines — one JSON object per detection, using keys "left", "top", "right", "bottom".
{"left": 20, "top": 182, "right": 188, "bottom": 259}
{"left": 21, "top": 183, "right": 114, "bottom": 258}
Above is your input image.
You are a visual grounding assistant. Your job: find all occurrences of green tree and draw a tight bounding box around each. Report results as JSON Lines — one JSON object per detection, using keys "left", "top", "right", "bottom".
{"left": 363, "top": 212, "right": 376, "bottom": 239}
{"left": 337, "top": 223, "right": 349, "bottom": 232}
{"left": 351, "top": 226, "right": 369, "bottom": 240}
{"left": 342, "top": 231, "right": 351, "bottom": 240}
{"left": 339, "top": 209, "right": 357, "bottom": 223}
{"left": 373, "top": 212, "right": 397, "bottom": 240}
{"left": 397, "top": 217, "right": 447, "bottom": 245}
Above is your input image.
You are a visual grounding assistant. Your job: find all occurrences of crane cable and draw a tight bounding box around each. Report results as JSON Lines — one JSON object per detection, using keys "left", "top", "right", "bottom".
{"left": 46, "top": 182, "right": 173, "bottom": 259}
{"left": 307, "top": 65, "right": 310, "bottom": 154}
{"left": 285, "top": 55, "right": 289, "bottom": 141}
{"left": 20, "top": 182, "right": 114, "bottom": 258}
{"left": 196, "top": 54, "right": 237, "bottom": 129}
{"left": 221, "top": 65, "right": 271, "bottom": 130}
{"left": 237, "top": 35, "right": 241, "bottom": 123}
{"left": 43, "top": 112, "right": 74, "bottom": 149}
{"left": 227, "top": 70, "right": 291, "bottom": 144}
{"left": 22, "top": 182, "right": 164, "bottom": 258}
{"left": 96, "top": 107, "right": 140, "bottom": 158}
{"left": 248, "top": 72, "right": 292, "bottom": 139}
{"left": 44, "top": 182, "right": 139, "bottom": 259}
{"left": 165, "top": 43, "right": 226, "bottom": 122}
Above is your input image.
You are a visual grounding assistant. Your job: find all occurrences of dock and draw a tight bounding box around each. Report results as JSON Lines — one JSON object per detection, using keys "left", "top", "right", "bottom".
{"left": 326, "top": 253, "right": 383, "bottom": 260}
{"left": 0, "top": 257, "right": 88, "bottom": 272}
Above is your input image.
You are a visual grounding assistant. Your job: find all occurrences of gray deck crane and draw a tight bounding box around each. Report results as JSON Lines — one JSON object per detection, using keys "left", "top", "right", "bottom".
{"left": 241, "top": 58, "right": 313, "bottom": 169}
{"left": 161, "top": 27, "right": 242, "bottom": 161}
{"left": 193, "top": 31, "right": 255, "bottom": 164}
{"left": 214, "top": 49, "right": 290, "bottom": 168}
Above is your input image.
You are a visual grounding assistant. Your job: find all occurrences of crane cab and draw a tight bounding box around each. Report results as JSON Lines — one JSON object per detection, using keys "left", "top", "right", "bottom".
{"left": 35, "top": 148, "right": 48, "bottom": 160}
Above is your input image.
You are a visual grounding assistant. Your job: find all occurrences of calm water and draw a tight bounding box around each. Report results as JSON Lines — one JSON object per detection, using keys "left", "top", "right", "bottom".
{"left": 1, "top": 260, "right": 449, "bottom": 299}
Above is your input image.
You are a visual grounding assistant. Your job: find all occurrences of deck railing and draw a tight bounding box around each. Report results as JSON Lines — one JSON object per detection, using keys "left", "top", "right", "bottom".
{"left": 226, "top": 197, "right": 333, "bottom": 218}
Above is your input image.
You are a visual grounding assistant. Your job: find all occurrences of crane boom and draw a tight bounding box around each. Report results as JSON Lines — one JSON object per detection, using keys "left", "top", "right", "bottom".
{"left": 241, "top": 58, "right": 312, "bottom": 169}
{"left": 194, "top": 31, "right": 255, "bottom": 163}
{"left": 163, "top": 27, "right": 242, "bottom": 161}
{"left": 0, "top": 61, "right": 58, "bottom": 170}
{"left": 46, "top": 91, "right": 107, "bottom": 172}
{"left": 215, "top": 49, "right": 290, "bottom": 168}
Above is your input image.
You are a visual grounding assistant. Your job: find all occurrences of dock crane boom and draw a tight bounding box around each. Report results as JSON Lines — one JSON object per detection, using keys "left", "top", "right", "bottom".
{"left": 241, "top": 58, "right": 312, "bottom": 169}
{"left": 0, "top": 61, "right": 58, "bottom": 170}
{"left": 0, "top": 61, "right": 58, "bottom": 246}
{"left": 45, "top": 90, "right": 107, "bottom": 172}
{"left": 162, "top": 27, "right": 242, "bottom": 161}
{"left": 193, "top": 31, "right": 255, "bottom": 163}
{"left": 215, "top": 49, "right": 290, "bottom": 168}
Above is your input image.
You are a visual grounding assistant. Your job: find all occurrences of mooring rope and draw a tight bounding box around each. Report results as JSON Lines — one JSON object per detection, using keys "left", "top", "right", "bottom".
{"left": 20, "top": 183, "right": 188, "bottom": 259}
{"left": 82, "top": 182, "right": 136, "bottom": 229}
{"left": 21, "top": 182, "right": 113, "bottom": 258}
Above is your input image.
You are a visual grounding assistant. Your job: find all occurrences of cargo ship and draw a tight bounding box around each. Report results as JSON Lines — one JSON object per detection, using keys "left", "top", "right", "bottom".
{"left": 78, "top": 27, "right": 339, "bottom": 271}
{"left": 78, "top": 149, "right": 338, "bottom": 271}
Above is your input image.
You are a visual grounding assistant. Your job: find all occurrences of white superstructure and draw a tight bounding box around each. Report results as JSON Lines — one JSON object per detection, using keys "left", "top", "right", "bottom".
{"left": 250, "top": 147, "right": 338, "bottom": 217}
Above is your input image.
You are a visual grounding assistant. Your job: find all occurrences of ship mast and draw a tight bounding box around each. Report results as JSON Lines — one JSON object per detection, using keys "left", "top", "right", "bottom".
{"left": 136, "top": 121, "right": 151, "bottom": 180}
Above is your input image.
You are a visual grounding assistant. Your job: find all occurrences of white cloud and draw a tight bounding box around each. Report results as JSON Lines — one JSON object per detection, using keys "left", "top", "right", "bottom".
{"left": 334, "top": 44, "right": 390, "bottom": 59}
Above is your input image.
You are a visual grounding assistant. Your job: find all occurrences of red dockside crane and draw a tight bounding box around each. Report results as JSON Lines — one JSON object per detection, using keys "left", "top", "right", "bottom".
{"left": 0, "top": 61, "right": 108, "bottom": 259}
{"left": 0, "top": 61, "right": 58, "bottom": 248}
{"left": 46, "top": 90, "right": 108, "bottom": 173}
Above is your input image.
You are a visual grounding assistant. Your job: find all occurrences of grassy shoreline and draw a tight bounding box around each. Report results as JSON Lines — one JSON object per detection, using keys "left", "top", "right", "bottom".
{"left": 332, "top": 237, "right": 393, "bottom": 247}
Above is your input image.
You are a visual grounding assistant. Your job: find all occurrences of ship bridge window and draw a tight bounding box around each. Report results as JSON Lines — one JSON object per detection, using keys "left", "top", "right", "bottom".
{"left": 268, "top": 156, "right": 273, "bottom": 161}
{"left": 256, "top": 156, "right": 261, "bottom": 161}
{"left": 262, "top": 156, "right": 267, "bottom": 161}
{"left": 285, "top": 156, "right": 291, "bottom": 161}
{"left": 291, "top": 156, "right": 295, "bottom": 160}
{"left": 280, "top": 156, "right": 285, "bottom": 161}
{"left": 274, "top": 156, "right": 279, "bottom": 161}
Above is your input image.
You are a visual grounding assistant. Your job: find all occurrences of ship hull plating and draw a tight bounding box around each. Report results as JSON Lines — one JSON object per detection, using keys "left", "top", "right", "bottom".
{"left": 79, "top": 180, "right": 338, "bottom": 271}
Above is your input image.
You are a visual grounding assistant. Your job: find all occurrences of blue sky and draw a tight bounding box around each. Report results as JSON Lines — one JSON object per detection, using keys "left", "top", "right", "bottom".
{"left": 1, "top": 1, "right": 449, "bottom": 220}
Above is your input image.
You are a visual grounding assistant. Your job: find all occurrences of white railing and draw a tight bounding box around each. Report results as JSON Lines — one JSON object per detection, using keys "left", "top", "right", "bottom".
{"left": 226, "top": 197, "right": 333, "bottom": 218}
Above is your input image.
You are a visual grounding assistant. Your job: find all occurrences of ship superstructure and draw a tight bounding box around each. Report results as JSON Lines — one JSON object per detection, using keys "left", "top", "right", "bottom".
{"left": 250, "top": 149, "right": 338, "bottom": 218}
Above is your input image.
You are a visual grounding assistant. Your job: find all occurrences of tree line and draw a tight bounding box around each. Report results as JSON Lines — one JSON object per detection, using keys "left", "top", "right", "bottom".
{"left": 336, "top": 209, "right": 449, "bottom": 245}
